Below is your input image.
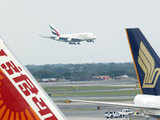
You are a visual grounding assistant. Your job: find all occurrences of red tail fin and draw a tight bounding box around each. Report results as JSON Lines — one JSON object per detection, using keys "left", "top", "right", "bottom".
{"left": 0, "top": 39, "right": 66, "bottom": 120}
{"left": 49, "top": 25, "right": 60, "bottom": 37}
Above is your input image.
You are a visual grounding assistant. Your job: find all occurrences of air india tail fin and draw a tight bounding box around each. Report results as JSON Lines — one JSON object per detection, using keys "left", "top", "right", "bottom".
{"left": 126, "top": 28, "right": 160, "bottom": 95}
{"left": 0, "top": 39, "right": 67, "bottom": 120}
{"left": 49, "top": 25, "right": 60, "bottom": 37}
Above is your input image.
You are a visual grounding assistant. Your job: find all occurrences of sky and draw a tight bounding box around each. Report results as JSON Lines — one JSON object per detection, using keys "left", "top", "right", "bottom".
{"left": 0, "top": 0, "right": 160, "bottom": 65}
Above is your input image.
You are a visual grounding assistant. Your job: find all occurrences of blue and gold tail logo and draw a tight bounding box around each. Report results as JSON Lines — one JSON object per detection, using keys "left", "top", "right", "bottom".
{"left": 126, "top": 28, "right": 160, "bottom": 95}
{"left": 138, "top": 42, "right": 160, "bottom": 88}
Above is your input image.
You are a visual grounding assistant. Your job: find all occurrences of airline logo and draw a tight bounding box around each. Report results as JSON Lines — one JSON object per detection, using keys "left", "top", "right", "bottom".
{"left": 0, "top": 68, "right": 40, "bottom": 119}
{"left": 138, "top": 42, "right": 160, "bottom": 88}
{"left": 0, "top": 45, "right": 59, "bottom": 119}
{"left": 49, "top": 25, "right": 60, "bottom": 37}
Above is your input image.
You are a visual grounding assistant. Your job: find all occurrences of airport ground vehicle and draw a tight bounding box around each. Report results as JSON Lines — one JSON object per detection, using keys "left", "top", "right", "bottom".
{"left": 104, "top": 109, "right": 133, "bottom": 119}
{"left": 119, "top": 109, "right": 133, "bottom": 115}
{"left": 104, "top": 111, "right": 127, "bottom": 119}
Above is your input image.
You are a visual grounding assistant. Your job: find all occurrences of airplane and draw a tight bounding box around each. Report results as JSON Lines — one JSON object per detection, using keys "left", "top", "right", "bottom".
{"left": 0, "top": 39, "right": 67, "bottom": 119}
{"left": 41, "top": 25, "right": 96, "bottom": 45}
{"left": 71, "top": 28, "right": 160, "bottom": 119}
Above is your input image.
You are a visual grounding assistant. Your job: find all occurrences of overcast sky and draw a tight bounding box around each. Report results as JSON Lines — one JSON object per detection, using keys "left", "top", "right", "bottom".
{"left": 0, "top": 0, "right": 160, "bottom": 65}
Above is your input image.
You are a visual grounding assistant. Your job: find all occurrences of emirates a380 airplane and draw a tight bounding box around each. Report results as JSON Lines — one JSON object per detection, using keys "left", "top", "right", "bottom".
{"left": 41, "top": 25, "right": 96, "bottom": 45}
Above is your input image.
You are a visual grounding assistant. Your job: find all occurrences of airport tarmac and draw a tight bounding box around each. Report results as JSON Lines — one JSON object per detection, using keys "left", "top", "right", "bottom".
{"left": 58, "top": 103, "right": 155, "bottom": 120}
{"left": 41, "top": 79, "right": 155, "bottom": 120}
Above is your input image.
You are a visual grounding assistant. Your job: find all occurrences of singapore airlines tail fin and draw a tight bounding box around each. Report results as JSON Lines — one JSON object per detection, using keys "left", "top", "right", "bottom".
{"left": 49, "top": 25, "right": 60, "bottom": 37}
{"left": 0, "top": 39, "right": 67, "bottom": 120}
{"left": 126, "top": 28, "right": 160, "bottom": 95}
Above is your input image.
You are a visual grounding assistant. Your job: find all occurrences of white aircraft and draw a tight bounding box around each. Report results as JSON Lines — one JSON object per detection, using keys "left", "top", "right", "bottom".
{"left": 72, "top": 28, "right": 160, "bottom": 119}
{"left": 41, "top": 25, "right": 96, "bottom": 45}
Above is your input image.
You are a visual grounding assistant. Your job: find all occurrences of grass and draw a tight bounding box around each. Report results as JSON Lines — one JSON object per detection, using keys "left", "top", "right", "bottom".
{"left": 52, "top": 89, "right": 140, "bottom": 97}
{"left": 42, "top": 85, "right": 140, "bottom": 103}
{"left": 62, "top": 107, "right": 97, "bottom": 112}
{"left": 43, "top": 85, "right": 137, "bottom": 92}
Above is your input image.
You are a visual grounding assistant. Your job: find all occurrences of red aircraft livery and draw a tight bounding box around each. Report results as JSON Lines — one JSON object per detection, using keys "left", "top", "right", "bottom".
{"left": 0, "top": 40, "right": 67, "bottom": 120}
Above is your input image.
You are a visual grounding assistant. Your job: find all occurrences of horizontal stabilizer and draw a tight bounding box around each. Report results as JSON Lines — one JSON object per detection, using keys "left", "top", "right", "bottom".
{"left": 39, "top": 34, "right": 56, "bottom": 39}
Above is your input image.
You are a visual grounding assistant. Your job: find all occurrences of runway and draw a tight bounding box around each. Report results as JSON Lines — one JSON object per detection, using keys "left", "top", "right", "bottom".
{"left": 41, "top": 79, "right": 156, "bottom": 120}
{"left": 58, "top": 103, "right": 155, "bottom": 120}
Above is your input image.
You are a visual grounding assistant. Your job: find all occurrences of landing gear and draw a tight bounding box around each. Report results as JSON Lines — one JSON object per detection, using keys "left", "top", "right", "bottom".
{"left": 69, "top": 42, "right": 76, "bottom": 45}
{"left": 69, "top": 42, "right": 80, "bottom": 45}
{"left": 87, "top": 40, "right": 94, "bottom": 43}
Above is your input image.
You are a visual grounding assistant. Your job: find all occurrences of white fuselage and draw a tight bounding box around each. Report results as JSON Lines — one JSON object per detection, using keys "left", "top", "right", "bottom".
{"left": 60, "top": 33, "right": 96, "bottom": 40}
{"left": 134, "top": 94, "right": 160, "bottom": 117}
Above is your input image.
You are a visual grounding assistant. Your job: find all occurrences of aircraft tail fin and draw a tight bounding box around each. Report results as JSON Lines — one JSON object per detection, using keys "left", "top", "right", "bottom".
{"left": 49, "top": 25, "right": 60, "bottom": 37}
{"left": 0, "top": 39, "right": 67, "bottom": 120}
{"left": 126, "top": 28, "right": 160, "bottom": 95}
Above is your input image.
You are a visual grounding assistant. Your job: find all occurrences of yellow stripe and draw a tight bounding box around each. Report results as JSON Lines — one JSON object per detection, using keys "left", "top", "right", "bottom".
{"left": 25, "top": 109, "right": 34, "bottom": 120}
{"left": 29, "top": 107, "right": 40, "bottom": 120}
{"left": 2, "top": 109, "right": 10, "bottom": 120}
{"left": 0, "top": 105, "right": 6, "bottom": 119}
{"left": 140, "top": 42, "right": 155, "bottom": 84}
{"left": 10, "top": 111, "right": 14, "bottom": 120}
{"left": 16, "top": 112, "right": 20, "bottom": 120}
{"left": 138, "top": 50, "right": 148, "bottom": 83}
{"left": 0, "top": 100, "right": 4, "bottom": 106}
{"left": 20, "top": 112, "right": 26, "bottom": 120}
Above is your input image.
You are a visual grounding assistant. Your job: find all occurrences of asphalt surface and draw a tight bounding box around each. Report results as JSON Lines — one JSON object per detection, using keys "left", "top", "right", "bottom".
{"left": 58, "top": 103, "right": 155, "bottom": 120}
{"left": 40, "top": 79, "right": 156, "bottom": 120}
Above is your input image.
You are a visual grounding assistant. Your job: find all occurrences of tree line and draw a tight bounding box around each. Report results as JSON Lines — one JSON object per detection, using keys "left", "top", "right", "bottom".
{"left": 26, "top": 63, "right": 136, "bottom": 81}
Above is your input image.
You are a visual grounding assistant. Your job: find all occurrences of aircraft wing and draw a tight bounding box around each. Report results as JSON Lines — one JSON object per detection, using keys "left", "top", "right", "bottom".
{"left": 71, "top": 99, "right": 160, "bottom": 110}
{"left": 40, "top": 35, "right": 56, "bottom": 39}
